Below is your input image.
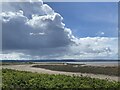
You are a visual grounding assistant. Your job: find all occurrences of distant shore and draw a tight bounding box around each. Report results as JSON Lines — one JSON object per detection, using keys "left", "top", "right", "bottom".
{"left": 1, "top": 59, "right": 119, "bottom": 66}
{"left": 1, "top": 59, "right": 119, "bottom": 63}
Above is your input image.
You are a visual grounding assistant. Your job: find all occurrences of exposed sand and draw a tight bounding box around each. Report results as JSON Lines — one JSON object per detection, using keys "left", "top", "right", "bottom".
{"left": 2, "top": 64, "right": 119, "bottom": 82}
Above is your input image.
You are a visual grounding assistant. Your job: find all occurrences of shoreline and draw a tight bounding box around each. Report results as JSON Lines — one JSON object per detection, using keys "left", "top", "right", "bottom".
{"left": 66, "top": 62, "right": 119, "bottom": 67}
{"left": 1, "top": 63, "right": 119, "bottom": 82}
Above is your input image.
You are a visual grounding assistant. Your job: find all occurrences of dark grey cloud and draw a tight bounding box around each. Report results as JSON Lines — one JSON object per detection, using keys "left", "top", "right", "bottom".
{"left": 2, "top": 11, "right": 73, "bottom": 50}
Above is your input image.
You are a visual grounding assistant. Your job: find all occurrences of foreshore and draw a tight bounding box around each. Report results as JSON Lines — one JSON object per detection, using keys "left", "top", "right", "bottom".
{"left": 1, "top": 63, "right": 119, "bottom": 82}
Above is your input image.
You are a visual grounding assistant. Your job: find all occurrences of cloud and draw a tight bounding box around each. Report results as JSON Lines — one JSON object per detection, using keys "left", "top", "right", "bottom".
{"left": 0, "top": 52, "right": 27, "bottom": 60}
{"left": 1, "top": 0, "right": 118, "bottom": 60}
{"left": 2, "top": 10, "right": 73, "bottom": 50}
{"left": 2, "top": 37, "right": 118, "bottom": 60}
{"left": 67, "top": 37, "right": 118, "bottom": 59}
{"left": 2, "top": 0, "right": 43, "bottom": 18}
{"left": 96, "top": 31, "right": 105, "bottom": 36}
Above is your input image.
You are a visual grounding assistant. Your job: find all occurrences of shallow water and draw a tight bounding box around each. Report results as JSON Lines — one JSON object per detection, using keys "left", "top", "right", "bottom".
{"left": 66, "top": 61, "right": 119, "bottom": 66}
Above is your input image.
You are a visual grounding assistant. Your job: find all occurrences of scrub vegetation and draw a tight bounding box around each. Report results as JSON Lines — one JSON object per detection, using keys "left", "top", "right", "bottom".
{"left": 2, "top": 69, "right": 120, "bottom": 89}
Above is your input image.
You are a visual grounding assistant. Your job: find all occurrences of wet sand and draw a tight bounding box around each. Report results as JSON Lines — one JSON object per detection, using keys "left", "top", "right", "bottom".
{"left": 2, "top": 64, "right": 119, "bottom": 82}
{"left": 66, "top": 62, "right": 119, "bottom": 67}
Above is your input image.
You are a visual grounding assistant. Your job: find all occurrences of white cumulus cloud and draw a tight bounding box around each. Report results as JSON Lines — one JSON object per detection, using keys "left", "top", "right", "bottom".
{"left": 1, "top": 0, "right": 118, "bottom": 60}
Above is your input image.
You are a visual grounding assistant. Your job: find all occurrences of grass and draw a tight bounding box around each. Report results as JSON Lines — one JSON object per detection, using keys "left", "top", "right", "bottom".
{"left": 2, "top": 69, "right": 120, "bottom": 89}
{"left": 32, "top": 64, "right": 119, "bottom": 76}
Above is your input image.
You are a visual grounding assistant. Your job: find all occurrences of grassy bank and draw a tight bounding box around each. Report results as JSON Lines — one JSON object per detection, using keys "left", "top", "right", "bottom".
{"left": 2, "top": 69, "right": 120, "bottom": 89}
{"left": 32, "top": 64, "right": 119, "bottom": 76}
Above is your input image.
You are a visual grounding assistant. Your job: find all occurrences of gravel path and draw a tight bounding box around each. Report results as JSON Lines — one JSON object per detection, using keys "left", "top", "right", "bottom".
{"left": 2, "top": 64, "right": 119, "bottom": 82}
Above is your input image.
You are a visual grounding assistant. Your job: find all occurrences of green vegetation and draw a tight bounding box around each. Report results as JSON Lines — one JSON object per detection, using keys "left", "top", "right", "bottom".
{"left": 2, "top": 69, "right": 120, "bottom": 90}
{"left": 32, "top": 64, "right": 119, "bottom": 76}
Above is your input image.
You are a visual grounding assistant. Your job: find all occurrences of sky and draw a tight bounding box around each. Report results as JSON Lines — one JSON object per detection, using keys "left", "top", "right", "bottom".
{"left": 0, "top": 0, "right": 118, "bottom": 60}
{"left": 46, "top": 2, "right": 118, "bottom": 37}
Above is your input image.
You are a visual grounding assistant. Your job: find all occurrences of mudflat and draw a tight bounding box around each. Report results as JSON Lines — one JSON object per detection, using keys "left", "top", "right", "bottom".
{"left": 2, "top": 63, "right": 119, "bottom": 82}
